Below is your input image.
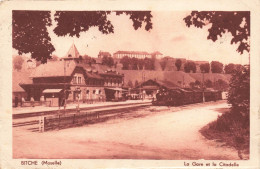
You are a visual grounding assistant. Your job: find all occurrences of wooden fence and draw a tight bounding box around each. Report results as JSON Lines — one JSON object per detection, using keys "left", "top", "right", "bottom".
{"left": 39, "top": 111, "right": 100, "bottom": 132}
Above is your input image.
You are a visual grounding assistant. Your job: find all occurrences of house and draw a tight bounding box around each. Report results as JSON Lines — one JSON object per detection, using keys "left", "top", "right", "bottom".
{"left": 134, "top": 79, "right": 179, "bottom": 99}
{"left": 19, "top": 44, "right": 125, "bottom": 106}
{"left": 12, "top": 70, "right": 33, "bottom": 106}
{"left": 98, "top": 51, "right": 112, "bottom": 59}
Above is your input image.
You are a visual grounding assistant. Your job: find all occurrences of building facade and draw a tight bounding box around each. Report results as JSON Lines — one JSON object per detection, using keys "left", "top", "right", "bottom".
{"left": 113, "top": 51, "right": 163, "bottom": 59}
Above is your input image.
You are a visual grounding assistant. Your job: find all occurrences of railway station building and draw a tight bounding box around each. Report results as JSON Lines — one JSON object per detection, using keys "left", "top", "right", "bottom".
{"left": 19, "top": 44, "right": 124, "bottom": 106}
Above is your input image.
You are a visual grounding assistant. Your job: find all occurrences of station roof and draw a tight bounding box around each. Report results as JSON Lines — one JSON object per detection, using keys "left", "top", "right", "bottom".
{"left": 30, "top": 61, "right": 76, "bottom": 78}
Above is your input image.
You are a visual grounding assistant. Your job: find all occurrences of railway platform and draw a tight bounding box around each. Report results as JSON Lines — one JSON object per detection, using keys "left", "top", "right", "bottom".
{"left": 13, "top": 100, "right": 152, "bottom": 119}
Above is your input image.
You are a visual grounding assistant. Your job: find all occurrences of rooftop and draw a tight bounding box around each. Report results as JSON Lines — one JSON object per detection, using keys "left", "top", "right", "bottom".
{"left": 114, "top": 51, "right": 151, "bottom": 55}
{"left": 13, "top": 70, "right": 33, "bottom": 92}
{"left": 152, "top": 51, "right": 163, "bottom": 55}
{"left": 30, "top": 61, "right": 77, "bottom": 78}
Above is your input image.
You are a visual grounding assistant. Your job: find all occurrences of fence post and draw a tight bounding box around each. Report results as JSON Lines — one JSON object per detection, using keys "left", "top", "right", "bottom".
{"left": 73, "top": 114, "right": 75, "bottom": 124}
{"left": 58, "top": 115, "right": 60, "bottom": 130}
{"left": 39, "top": 116, "right": 45, "bottom": 132}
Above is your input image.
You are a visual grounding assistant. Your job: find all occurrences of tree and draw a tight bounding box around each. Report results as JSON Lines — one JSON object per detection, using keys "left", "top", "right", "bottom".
{"left": 54, "top": 11, "right": 152, "bottom": 37}
{"left": 102, "top": 55, "right": 114, "bottom": 67}
{"left": 211, "top": 61, "right": 223, "bottom": 73}
{"left": 144, "top": 57, "right": 155, "bottom": 70}
{"left": 127, "top": 80, "right": 133, "bottom": 88}
{"left": 184, "top": 11, "right": 250, "bottom": 54}
{"left": 189, "top": 82, "right": 195, "bottom": 89}
{"left": 175, "top": 59, "right": 182, "bottom": 71}
{"left": 200, "top": 63, "right": 210, "bottom": 73}
{"left": 214, "top": 79, "right": 229, "bottom": 91}
{"left": 13, "top": 11, "right": 55, "bottom": 64}
{"left": 235, "top": 64, "right": 244, "bottom": 71}
{"left": 228, "top": 65, "right": 249, "bottom": 119}
{"left": 81, "top": 55, "right": 96, "bottom": 65}
{"left": 160, "top": 59, "right": 167, "bottom": 71}
{"left": 131, "top": 58, "right": 139, "bottom": 70}
{"left": 13, "top": 55, "right": 24, "bottom": 71}
{"left": 224, "top": 63, "right": 236, "bottom": 74}
{"left": 138, "top": 59, "right": 145, "bottom": 70}
{"left": 135, "top": 80, "right": 139, "bottom": 87}
{"left": 205, "top": 79, "right": 213, "bottom": 88}
{"left": 194, "top": 80, "right": 201, "bottom": 87}
{"left": 13, "top": 11, "right": 153, "bottom": 64}
{"left": 184, "top": 61, "right": 196, "bottom": 73}
{"left": 120, "top": 56, "right": 130, "bottom": 70}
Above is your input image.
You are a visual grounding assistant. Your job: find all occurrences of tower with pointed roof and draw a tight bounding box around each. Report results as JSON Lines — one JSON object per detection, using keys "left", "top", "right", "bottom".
{"left": 61, "top": 43, "right": 81, "bottom": 62}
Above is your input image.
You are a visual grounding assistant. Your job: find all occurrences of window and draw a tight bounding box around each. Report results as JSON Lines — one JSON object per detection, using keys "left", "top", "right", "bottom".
{"left": 73, "top": 76, "right": 77, "bottom": 84}
{"left": 78, "top": 77, "right": 81, "bottom": 84}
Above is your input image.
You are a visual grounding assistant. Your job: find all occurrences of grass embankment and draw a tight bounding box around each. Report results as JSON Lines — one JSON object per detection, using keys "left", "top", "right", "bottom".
{"left": 200, "top": 108, "right": 249, "bottom": 159}
{"left": 118, "top": 70, "right": 231, "bottom": 87}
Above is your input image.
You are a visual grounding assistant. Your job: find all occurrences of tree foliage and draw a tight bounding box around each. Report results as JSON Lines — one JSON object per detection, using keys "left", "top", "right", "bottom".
{"left": 127, "top": 80, "right": 133, "bottom": 88}
{"left": 227, "top": 65, "right": 249, "bottom": 122}
{"left": 144, "top": 57, "right": 155, "bottom": 70}
{"left": 211, "top": 61, "right": 223, "bottom": 73}
{"left": 228, "top": 66, "right": 249, "bottom": 114}
{"left": 205, "top": 79, "right": 213, "bottom": 88}
{"left": 120, "top": 56, "right": 130, "bottom": 70}
{"left": 102, "top": 55, "right": 114, "bottom": 67}
{"left": 160, "top": 59, "right": 167, "bottom": 71}
{"left": 200, "top": 63, "right": 210, "bottom": 73}
{"left": 135, "top": 80, "right": 139, "bottom": 87}
{"left": 175, "top": 59, "right": 182, "bottom": 71}
{"left": 131, "top": 58, "right": 139, "bottom": 70}
{"left": 184, "top": 61, "right": 196, "bottom": 73}
{"left": 214, "top": 79, "right": 229, "bottom": 91}
{"left": 184, "top": 11, "right": 250, "bottom": 54}
{"left": 224, "top": 63, "right": 243, "bottom": 74}
{"left": 13, "top": 11, "right": 55, "bottom": 63}
{"left": 13, "top": 11, "right": 153, "bottom": 64}
{"left": 224, "top": 63, "right": 235, "bottom": 74}
{"left": 81, "top": 55, "right": 96, "bottom": 65}
{"left": 13, "top": 55, "right": 24, "bottom": 71}
{"left": 194, "top": 80, "right": 201, "bottom": 87}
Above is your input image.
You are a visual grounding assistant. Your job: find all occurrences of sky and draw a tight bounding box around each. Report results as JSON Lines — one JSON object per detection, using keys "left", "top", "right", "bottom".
{"left": 14, "top": 11, "right": 250, "bottom": 65}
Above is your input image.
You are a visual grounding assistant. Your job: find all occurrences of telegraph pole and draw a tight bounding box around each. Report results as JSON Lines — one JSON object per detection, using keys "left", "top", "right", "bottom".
{"left": 202, "top": 71, "right": 205, "bottom": 102}
{"left": 63, "top": 59, "right": 67, "bottom": 113}
{"left": 182, "top": 75, "right": 184, "bottom": 88}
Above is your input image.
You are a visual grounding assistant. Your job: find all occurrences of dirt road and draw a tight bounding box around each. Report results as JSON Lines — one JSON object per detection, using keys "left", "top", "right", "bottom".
{"left": 13, "top": 101, "right": 239, "bottom": 159}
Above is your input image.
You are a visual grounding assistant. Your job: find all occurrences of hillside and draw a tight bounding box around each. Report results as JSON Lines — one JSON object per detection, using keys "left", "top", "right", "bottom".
{"left": 118, "top": 70, "right": 231, "bottom": 87}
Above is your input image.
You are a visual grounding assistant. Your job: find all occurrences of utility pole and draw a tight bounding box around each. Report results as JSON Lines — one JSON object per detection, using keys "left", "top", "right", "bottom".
{"left": 142, "top": 71, "right": 145, "bottom": 100}
{"left": 202, "top": 71, "right": 205, "bottom": 102}
{"left": 182, "top": 75, "right": 184, "bottom": 88}
{"left": 63, "top": 59, "right": 67, "bottom": 113}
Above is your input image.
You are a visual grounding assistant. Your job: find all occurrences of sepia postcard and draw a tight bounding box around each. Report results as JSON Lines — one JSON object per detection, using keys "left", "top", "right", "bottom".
{"left": 0, "top": 0, "right": 260, "bottom": 168}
